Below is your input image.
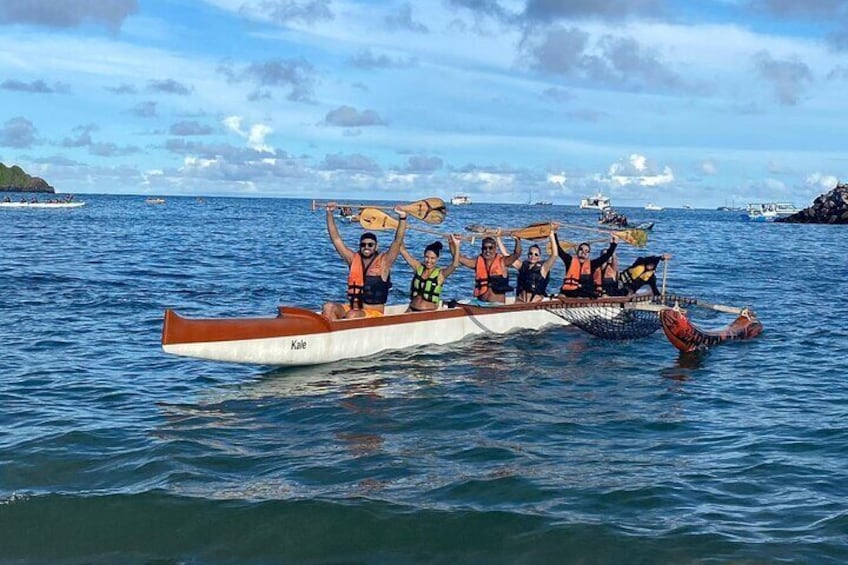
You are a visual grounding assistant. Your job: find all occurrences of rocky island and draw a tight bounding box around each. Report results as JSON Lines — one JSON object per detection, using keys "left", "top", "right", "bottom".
{"left": 776, "top": 182, "right": 848, "bottom": 224}
{"left": 0, "top": 163, "right": 55, "bottom": 193}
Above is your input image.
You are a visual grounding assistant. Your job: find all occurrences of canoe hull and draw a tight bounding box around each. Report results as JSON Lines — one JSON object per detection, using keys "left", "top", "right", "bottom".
{"left": 163, "top": 303, "right": 573, "bottom": 366}
{"left": 0, "top": 202, "right": 85, "bottom": 209}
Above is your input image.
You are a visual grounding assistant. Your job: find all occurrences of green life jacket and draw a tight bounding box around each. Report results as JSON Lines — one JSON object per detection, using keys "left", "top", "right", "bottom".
{"left": 410, "top": 265, "right": 442, "bottom": 303}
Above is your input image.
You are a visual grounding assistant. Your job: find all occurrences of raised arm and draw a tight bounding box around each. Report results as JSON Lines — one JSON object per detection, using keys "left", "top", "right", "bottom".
{"left": 590, "top": 236, "right": 618, "bottom": 270}
{"left": 399, "top": 242, "right": 421, "bottom": 271}
{"left": 326, "top": 203, "right": 354, "bottom": 264}
{"left": 380, "top": 207, "right": 408, "bottom": 272}
{"left": 541, "top": 231, "right": 559, "bottom": 277}
{"left": 440, "top": 234, "right": 462, "bottom": 280}
{"left": 501, "top": 236, "right": 522, "bottom": 268}
{"left": 553, "top": 231, "right": 572, "bottom": 268}
{"left": 497, "top": 236, "right": 521, "bottom": 269}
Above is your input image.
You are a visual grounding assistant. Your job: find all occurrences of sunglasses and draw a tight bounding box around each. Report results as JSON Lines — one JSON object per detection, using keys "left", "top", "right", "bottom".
{"left": 482, "top": 245, "right": 495, "bottom": 250}
{"left": 528, "top": 252, "right": 540, "bottom": 257}
{"left": 360, "top": 242, "right": 376, "bottom": 248}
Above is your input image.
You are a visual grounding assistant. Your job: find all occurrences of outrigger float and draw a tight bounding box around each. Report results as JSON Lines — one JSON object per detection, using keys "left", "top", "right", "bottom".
{"left": 162, "top": 294, "right": 762, "bottom": 366}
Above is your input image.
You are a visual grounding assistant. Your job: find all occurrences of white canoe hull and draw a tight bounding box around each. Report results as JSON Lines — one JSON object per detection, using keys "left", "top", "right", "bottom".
{"left": 162, "top": 300, "right": 587, "bottom": 366}
{"left": 0, "top": 201, "right": 85, "bottom": 208}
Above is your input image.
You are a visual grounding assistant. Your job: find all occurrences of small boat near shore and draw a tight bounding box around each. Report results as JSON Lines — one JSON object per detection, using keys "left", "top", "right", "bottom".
{"left": 742, "top": 202, "right": 798, "bottom": 222}
{"left": 0, "top": 201, "right": 85, "bottom": 209}
{"left": 162, "top": 294, "right": 759, "bottom": 367}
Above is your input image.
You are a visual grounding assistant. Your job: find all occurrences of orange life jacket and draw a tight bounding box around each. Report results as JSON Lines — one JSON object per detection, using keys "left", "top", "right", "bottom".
{"left": 474, "top": 255, "right": 509, "bottom": 297}
{"left": 561, "top": 257, "right": 592, "bottom": 293}
{"left": 594, "top": 261, "right": 617, "bottom": 295}
{"left": 347, "top": 253, "right": 391, "bottom": 307}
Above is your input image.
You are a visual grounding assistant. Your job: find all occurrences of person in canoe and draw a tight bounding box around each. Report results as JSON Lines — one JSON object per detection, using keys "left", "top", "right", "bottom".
{"left": 398, "top": 235, "right": 462, "bottom": 312}
{"left": 554, "top": 234, "right": 618, "bottom": 298}
{"left": 617, "top": 254, "right": 672, "bottom": 296}
{"left": 499, "top": 231, "right": 558, "bottom": 303}
{"left": 593, "top": 252, "right": 620, "bottom": 297}
{"left": 457, "top": 235, "right": 522, "bottom": 304}
{"left": 321, "top": 202, "right": 407, "bottom": 320}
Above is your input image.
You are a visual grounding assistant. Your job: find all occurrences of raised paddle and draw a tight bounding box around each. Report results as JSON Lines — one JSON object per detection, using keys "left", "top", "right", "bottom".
{"left": 312, "top": 197, "right": 447, "bottom": 225}
{"left": 358, "top": 208, "right": 476, "bottom": 241}
{"left": 555, "top": 222, "right": 648, "bottom": 247}
{"left": 465, "top": 222, "right": 556, "bottom": 241}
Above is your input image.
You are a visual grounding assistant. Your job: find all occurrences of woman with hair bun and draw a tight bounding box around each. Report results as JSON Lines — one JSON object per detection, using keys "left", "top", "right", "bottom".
{"left": 399, "top": 235, "right": 461, "bottom": 312}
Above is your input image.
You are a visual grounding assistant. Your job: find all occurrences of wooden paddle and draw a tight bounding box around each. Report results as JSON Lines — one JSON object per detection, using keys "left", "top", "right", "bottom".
{"left": 465, "top": 222, "right": 556, "bottom": 241}
{"left": 312, "top": 197, "right": 447, "bottom": 225}
{"left": 556, "top": 222, "right": 648, "bottom": 247}
{"left": 358, "top": 207, "right": 470, "bottom": 239}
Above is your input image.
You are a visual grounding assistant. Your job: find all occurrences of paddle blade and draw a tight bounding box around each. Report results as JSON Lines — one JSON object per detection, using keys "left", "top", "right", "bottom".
{"left": 617, "top": 229, "right": 648, "bottom": 247}
{"left": 400, "top": 198, "right": 447, "bottom": 224}
{"left": 511, "top": 222, "right": 553, "bottom": 240}
{"left": 359, "top": 208, "right": 398, "bottom": 231}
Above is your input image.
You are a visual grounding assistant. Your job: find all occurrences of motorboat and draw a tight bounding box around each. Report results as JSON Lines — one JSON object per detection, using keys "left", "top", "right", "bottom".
{"left": 742, "top": 202, "right": 799, "bottom": 222}
{"left": 645, "top": 203, "right": 663, "bottom": 211}
{"left": 451, "top": 195, "right": 471, "bottom": 205}
{"left": 579, "top": 193, "right": 610, "bottom": 210}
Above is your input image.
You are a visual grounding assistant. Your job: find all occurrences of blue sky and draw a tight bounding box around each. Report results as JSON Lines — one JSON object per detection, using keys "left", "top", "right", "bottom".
{"left": 1, "top": 0, "right": 847, "bottom": 208}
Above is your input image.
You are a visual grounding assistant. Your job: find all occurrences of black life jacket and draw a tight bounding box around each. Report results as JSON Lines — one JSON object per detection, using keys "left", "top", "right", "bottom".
{"left": 517, "top": 261, "right": 549, "bottom": 298}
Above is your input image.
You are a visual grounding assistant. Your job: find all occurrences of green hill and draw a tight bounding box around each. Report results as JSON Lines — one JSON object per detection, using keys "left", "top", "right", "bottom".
{"left": 0, "top": 163, "right": 54, "bottom": 193}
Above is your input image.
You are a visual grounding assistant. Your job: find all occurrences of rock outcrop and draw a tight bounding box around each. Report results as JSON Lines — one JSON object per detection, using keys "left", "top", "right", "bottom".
{"left": 0, "top": 163, "right": 55, "bottom": 193}
{"left": 776, "top": 183, "right": 848, "bottom": 224}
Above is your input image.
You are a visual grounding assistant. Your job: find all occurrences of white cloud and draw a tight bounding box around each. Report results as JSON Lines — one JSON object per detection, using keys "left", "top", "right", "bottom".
{"left": 547, "top": 171, "right": 567, "bottom": 186}
{"left": 604, "top": 153, "right": 674, "bottom": 187}
{"left": 805, "top": 172, "right": 839, "bottom": 190}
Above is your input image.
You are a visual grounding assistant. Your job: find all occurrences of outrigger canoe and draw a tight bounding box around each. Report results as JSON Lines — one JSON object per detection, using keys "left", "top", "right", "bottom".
{"left": 162, "top": 294, "right": 762, "bottom": 366}
{"left": 162, "top": 295, "right": 675, "bottom": 366}
{"left": 0, "top": 201, "right": 85, "bottom": 209}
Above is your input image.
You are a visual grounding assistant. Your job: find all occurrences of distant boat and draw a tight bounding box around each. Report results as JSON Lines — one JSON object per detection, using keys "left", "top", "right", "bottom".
{"left": 645, "top": 203, "right": 664, "bottom": 211}
{"left": 451, "top": 195, "right": 471, "bottom": 205}
{"left": 534, "top": 201, "right": 553, "bottom": 206}
{"left": 579, "top": 193, "right": 610, "bottom": 211}
{"left": 0, "top": 201, "right": 85, "bottom": 209}
{"left": 742, "top": 202, "right": 799, "bottom": 222}
{"left": 682, "top": 204, "right": 693, "bottom": 210}
{"left": 145, "top": 198, "right": 165, "bottom": 205}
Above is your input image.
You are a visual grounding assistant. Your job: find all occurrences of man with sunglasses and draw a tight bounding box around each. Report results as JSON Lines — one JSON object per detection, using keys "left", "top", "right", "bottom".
{"left": 554, "top": 233, "right": 618, "bottom": 298}
{"left": 457, "top": 234, "right": 522, "bottom": 304}
{"left": 321, "top": 202, "right": 407, "bottom": 320}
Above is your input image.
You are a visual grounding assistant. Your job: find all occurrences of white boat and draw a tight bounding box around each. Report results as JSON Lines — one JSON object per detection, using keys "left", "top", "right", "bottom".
{"left": 145, "top": 198, "right": 165, "bottom": 205}
{"left": 534, "top": 201, "right": 553, "bottom": 206}
{"left": 451, "top": 195, "right": 471, "bottom": 205}
{"left": 579, "top": 193, "right": 611, "bottom": 210}
{"left": 743, "top": 202, "right": 799, "bottom": 222}
{"left": 645, "top": 203, "right": 664, "bottom": 211}
{"left": 0, "top": 201, "right": 85, "bottom": 209}
{"left": 162, "top": 296, "right": 667, "bottom": 367}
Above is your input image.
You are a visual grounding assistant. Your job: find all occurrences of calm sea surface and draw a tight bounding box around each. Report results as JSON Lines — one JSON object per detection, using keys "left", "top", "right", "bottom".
{"left": 1, "top": 195, "right": 846, "bottom": 563}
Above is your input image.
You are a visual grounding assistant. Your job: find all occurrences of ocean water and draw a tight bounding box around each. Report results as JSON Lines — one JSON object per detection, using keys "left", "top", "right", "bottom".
{"left": 1, "top": 194, "right": 846, "bottom": 564}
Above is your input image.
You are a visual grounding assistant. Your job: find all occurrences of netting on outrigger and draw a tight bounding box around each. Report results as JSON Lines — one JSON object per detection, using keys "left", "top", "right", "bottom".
{"left": 537, "top": 294, "right": 691, "bottom": 340}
